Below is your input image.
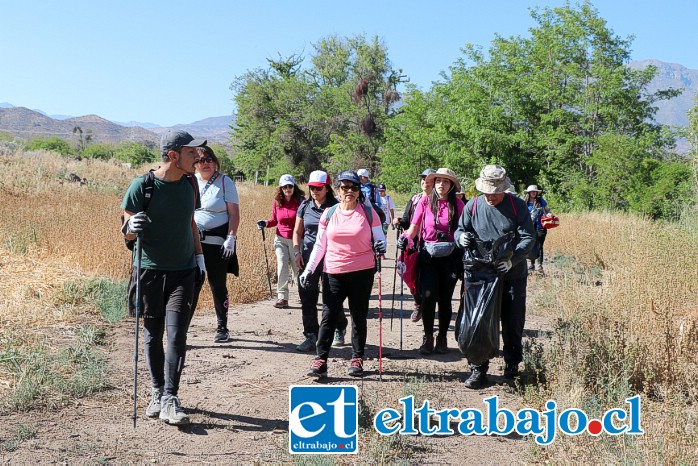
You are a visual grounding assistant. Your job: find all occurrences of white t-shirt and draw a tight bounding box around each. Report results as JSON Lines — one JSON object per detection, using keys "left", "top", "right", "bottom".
{"left": 194, "top": 172, "right": 239, "bottom": 245}
{"left": 380, "top": 195, "right": 396, "bottom": 225}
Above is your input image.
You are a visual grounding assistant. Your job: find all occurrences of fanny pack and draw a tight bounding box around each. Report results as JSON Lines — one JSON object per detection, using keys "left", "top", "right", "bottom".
{"left": 425, "top": 241, "right": 455, "bottom": 258}
{"left": 199, "top": 222, "right": 229, "bottom": 240}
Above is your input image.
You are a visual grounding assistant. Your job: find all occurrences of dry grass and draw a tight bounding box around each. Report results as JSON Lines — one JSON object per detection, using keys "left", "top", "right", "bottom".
{"left": 525, "top": 211, "right": 698, "bottom": 463}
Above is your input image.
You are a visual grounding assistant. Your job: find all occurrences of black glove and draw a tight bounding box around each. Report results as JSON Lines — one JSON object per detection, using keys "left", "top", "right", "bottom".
{"left": 374, "top": 240, "right": 387, "bottom": 255}
{"left": 396, "top": 236, "right": 408, "bottom": 250}
{"left": 256, "top": 220, "right": 267, "bottom": 230}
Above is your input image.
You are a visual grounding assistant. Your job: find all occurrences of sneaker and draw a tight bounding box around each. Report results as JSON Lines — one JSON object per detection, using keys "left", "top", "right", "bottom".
{"left": 296, "top": 334, "right": 317, "bottom": 352}
{"left": 536, "top": 264, "right": 544, "bottom": 272}
{"left": 146, "top": 388, "right": 163, "bottom": 418}
{"left": 503, "top": 363, "right": 519, "bottom": 379}
{"left": 528, "top": 265, "right": 535, "bottom": 272}
{"left": 410, "top": 305, "right": 422, "bottom": 322}
{"left": 332, "top": 328, "right": 346, "bottom": 346}
{"left": 419, "top": 334, "right": 434, "bottom": 355}
{"left": 434, "top": 335, "right": 448, "bottom": 354}
{"left": 307, "top": 358, "right": 328, "bottom": 379}
{"left": 159, "top": 395, "right": 190, "bottom": 425}
{"left": 463, "top": 367, "right": 488, "bottom": 389}
{"left": 214, "top": 328, "right": 230, "bottom": 343}
{"left": 347, "top": 358, "right": 363, "bottom": 377}
{"left": 274, "top": 299, "right": 288, "bottom": 309}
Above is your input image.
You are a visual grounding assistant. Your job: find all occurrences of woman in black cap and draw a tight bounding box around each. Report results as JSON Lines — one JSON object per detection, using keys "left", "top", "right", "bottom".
{"left": 300, "top": 170, "right": 386, "bottom": 378}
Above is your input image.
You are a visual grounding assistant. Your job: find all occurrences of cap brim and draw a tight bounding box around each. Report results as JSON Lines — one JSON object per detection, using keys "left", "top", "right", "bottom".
{"left": 307, "top": 182, "right": 327, "bottom": 187}
{"left": 182, "top": 138, "right": 207, "bottom": 148}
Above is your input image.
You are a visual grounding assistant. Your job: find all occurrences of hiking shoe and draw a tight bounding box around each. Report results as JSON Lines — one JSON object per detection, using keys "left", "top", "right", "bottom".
{"left": 347, "top": 358, "right": 363, "bottom": 377}
{"left": 214, "top": 328, "right": 230, "bottom": 343}
{"left": 536, "top": 264, "right": 544, "bottom": 272}
{"left": 332, "top": 328, "right": 346, "bottom": 346}
{"left": 296, "top": 334, "right": 317, "bottom": 352}
{"left": 159, "top": 395, "right": 190, "bottom": 425}
{"left": 464, "top": 368, "right": 488, "bottom": 389}
{"left": 307, "top": 358, "right": 328, "bottom": 379}
{"left": 528, "top": 265, "right": 535, "bottom": 272}
{"left": 504, "top": 363, "right": 519, "bottom": 379}
{"left": 274, "top": 299, "right": 288, "bottom": 309}
{"left": 410, "top": 305, "right": 422, "bottom": 322}
{"left": 434, "top": 335, "right": 448, "bottom": 354}
{"left": 146, "top": 388, "right": 163, "bottom": 418}
{"left": 419, "top": 334, "right": 434, "bottom": 355}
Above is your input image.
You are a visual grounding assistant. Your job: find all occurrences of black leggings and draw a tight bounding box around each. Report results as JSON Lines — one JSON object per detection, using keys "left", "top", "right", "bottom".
{"left": 297, "top": 257, "right": 347, "bottom": 337}
{"left": 316, "top": 268, "right": 375, "bottom": 360}
{"left": 418, "top": 250, "right": 459, "bottom": 338}
{"left": 192, "top": 242, "right": 230, "bottom": 330}
{"left": 143, "top": 310, "right": 190, "bottom": 396}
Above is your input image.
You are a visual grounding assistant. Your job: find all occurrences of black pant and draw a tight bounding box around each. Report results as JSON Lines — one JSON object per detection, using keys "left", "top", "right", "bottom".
{"left": 316, "top": 268, "right": 375, "bottom": 360}
{"left": 297, "top": 257, "right": 347, "bottom": 336}
{"left": 418, "top": 250, "right": 459, "bottom": 338}
{"left": 139, "top": 267, "right": 195, "bottom": 396}
{"left": 191, "top": 242, "right": 230, "bottom": 330}
{"left": 470, "top": 275, "right": 527, "bottom": 371}
{"left": 529, "top": 229, "right": 547, "bottom": 267}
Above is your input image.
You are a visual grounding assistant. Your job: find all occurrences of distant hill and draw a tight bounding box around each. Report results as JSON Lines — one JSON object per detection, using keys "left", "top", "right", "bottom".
{"left": 0, "top": 107, "right": 160, "bottom": 146}
{"left": 151, "top": 115, "right": 235, "bottom": 144}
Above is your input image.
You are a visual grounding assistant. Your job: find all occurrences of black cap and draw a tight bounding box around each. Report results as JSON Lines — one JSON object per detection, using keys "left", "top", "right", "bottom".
{"left": 337, "top": 170, "right": 361, "bottom": 185}
{"left": 420, "top": 168, "right": 436, "bottom": 178}
{"left": 160, "top": 130, "right": 207, "bottom": 153}
{"left": 377, "top": 183, "right": 386, "bottom": 190}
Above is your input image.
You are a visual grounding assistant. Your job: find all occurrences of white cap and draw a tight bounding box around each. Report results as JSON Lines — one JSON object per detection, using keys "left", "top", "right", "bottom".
{"left": 279, "top": 174, "right": 295, "bottom": 186}
{"left": 357, "top": 169, "right": 370, "bottom": 178}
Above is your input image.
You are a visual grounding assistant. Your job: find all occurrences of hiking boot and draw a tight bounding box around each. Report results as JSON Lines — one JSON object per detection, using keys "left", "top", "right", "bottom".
{"left": 434, "top": 334, "right": 448, "bottom": 354}
{"left": 347, "top": 358, "right": 363, "bottom": 377}
{"left": 274, "top": 299, "right": 288, "bottom": 309}
{"left": 332, "top": 328, "right": 346, "bottom": 346}
{"left": 159, "top": 395, "right": 190, "bottom": 425}
{"left": 214, "top": 328, "right": 230, "bottom": 343}
{"left": 307, "top": 358, "right": 328, "bottom": 379}
{"left": 146, "top": 388, "right": 163, "bottom": 418}
{"left": 419, "top": 334, "right": 434, "bottom": 355}
{"left": 410, "top": 305, "right": 422, "bottom": 322}
{"left": 296, "top": 334, "right": 317, "bottom": 352}
{"left": 504, "top": 363, "right": 519, "bottom": 379}
{"left": 463, "top": 367, "right": 488, "bottom": 389}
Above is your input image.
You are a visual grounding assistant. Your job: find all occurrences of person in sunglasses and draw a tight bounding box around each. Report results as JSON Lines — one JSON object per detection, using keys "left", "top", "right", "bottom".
{"left": 191, "top": 146, "right": 240, "bottom": 343}
{"left": 300, "top": 170, "right": 386, "bottom": 378}
{"left": 292, "top": 170, "right": 348, "bottom": 352}
{"left": 257, "top": 175, "right": 304, "bottom": 309}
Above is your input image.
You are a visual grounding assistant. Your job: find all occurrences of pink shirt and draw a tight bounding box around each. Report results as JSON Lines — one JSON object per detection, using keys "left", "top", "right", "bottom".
{"left": 411, "top": 196, "right": 465, "bottom": 242}
{"left": 266, "top": 198, "right": 301, "bottom": 239}
{"left": 319, "top": 204, "right": 382, "bottom": 274}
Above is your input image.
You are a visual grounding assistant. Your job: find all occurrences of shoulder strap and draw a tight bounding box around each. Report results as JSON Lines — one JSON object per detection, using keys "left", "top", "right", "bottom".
{"left": 325, "top": 204, "right": 338, "bottom": 222}
{"left": 186, "top": 174, "right": 200, "bottom": 208}
{"left": 142, "top": 170, "right": 155, "bottom": 212}
{"left": 471, "top": 195, "right": 478, "bottom": 217}
{"left": 508, "top": 193, "right": 517, "bottom": 216}
{"left": 299, "top": 199, "right": 310, "bottom": 219}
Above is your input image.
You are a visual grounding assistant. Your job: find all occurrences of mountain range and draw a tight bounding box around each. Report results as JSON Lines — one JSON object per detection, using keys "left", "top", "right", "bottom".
{"left": 1, "top": 60, "right": 696, "bottom": 150}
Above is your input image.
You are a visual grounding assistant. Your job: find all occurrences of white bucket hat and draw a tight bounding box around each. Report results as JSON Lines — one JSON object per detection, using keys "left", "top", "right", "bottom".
{"left": 475, "top": 165, "right": 512, "bottom": 194}
{"left": 356, "top": 169, "right": 370, "bottom": 178}
{"left": 524, "top": 185, "right": 542, "bottom": 193}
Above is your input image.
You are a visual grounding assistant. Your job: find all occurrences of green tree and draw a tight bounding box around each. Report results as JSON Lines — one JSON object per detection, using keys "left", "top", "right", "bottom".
{"left": 81, "top": 143, "right": 116, "bottom": 160}
{"left": 114, "top": 142, "right": 157, "bottom": 167}
{"left": 26, "top": 137, "right": 73, "bottom": 156}
{"left": 231, "top": 34, "right": 405, "bottom": 182}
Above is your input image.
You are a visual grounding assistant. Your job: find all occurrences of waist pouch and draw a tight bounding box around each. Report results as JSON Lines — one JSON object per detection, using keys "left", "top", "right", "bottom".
{"left": 199, "top": 222, "right": 229, "bottom": 240}
{"left": 425, "top": 241, "right": 455, "bottom": 258}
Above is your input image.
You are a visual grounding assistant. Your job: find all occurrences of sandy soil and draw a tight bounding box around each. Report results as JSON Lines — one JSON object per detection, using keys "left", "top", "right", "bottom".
{"left": 1, "top": 242, "right": 554, "bottom": 465}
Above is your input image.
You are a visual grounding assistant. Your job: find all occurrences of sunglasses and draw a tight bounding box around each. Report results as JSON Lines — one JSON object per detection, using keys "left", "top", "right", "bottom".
{"left": 339, "top": 185, "right": 360, "bottom": 192}
{"left": 309, "top": 185, "right": 325, "bottom": 191}
{"left": 282, "top": 185, "right": 295, "bottom": 189}
{"left": 198, "top": 157, "right": 213, "bottom": 163}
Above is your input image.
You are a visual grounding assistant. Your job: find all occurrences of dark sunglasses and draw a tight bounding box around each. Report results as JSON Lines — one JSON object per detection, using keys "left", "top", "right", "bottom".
{"left": 309, "top": 185, "right": 325, "bottom": 191}
{"left": 282, "top": 185, "right": 295, "bottom": 189}
{"left": 198, "top": 157, "right": 214, "bottom": 163}
{"left": 339, "top": 185, "right": 360, "bottom": 192}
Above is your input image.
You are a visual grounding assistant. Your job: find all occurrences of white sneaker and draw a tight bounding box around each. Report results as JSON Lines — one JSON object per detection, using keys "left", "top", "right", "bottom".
{"left": 159, "top": 395, "right": 190, "bottom": 425}
{"left": 146, "top": 388, "right": 163, "bottom": 418}
{"left": 332, "top": 328, "right": 346, "bottom": 346}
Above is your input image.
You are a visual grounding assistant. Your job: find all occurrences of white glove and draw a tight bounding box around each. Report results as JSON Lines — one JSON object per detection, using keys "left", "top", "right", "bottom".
{"left": 299, "top": 270, "right": 311, "bottom": 288}
{"left": 196, "top": 254, "right": 207, "bottom": 283}
{"left": 458, "top": 232, "right": 472, "bottom": 248}
{"left": 221, "top": 235, "right": 236, "bottom": 259}
{"left": 125, "top": 212, "right": 150, "bottom": 234}
{"left": 496, "top": 259, "right": 512, "bottom": 274}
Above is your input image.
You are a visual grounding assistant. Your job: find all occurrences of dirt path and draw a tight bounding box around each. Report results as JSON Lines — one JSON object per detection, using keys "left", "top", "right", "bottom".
{"left": 1, "top": 241, "right": 555, "bottom": 465}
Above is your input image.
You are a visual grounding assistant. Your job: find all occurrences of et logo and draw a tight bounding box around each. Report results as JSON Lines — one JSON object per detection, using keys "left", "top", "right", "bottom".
{"left": 288, "top": 385, "right": 358, "bottom": 454}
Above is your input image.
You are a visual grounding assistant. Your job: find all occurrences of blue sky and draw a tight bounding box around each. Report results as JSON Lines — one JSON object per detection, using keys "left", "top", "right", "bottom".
{"left": 1, "top": 0, "right": 696, "bottom": 127}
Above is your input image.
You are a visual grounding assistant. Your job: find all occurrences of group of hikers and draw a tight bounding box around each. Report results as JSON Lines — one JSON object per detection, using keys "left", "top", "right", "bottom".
{"left": 121, "top": 130, "right": 554, "bottom": 426}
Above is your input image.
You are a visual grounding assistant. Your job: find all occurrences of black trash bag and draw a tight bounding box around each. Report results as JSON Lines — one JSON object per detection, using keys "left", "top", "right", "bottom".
{"left": 455, "top": 232, "right": 515, "bottom": 364}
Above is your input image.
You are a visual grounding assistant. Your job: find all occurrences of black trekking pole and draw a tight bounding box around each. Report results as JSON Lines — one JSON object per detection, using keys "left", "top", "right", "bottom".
{"left": 260, "top": 228, "right": 273, "bottom": 299}
{"left": 390, "top": 226, "right": 402, "bottom": 329}
{"left": 376, "top": 255, "right": 383, "bottom": 381}
{"left": 399, "top": 250, "right": 405, "bottom": 351}
{"left": 132, "top": 234, "right": 143, "bottom": 429}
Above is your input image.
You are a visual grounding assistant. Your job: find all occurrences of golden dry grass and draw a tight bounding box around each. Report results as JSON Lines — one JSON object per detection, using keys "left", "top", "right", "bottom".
{"left": 526, "top": 211, "right": 698, "bottom": 463}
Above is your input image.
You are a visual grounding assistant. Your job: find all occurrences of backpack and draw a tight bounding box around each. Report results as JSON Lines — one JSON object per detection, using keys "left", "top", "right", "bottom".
{"left": 121, "top": 170, "right": 199, "bottom": 250}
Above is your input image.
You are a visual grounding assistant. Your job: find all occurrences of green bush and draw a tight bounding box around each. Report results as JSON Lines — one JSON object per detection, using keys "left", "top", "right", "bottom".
{"left": 80, "top": 143, "right": 116, "bottom": 160}
{"left": 26, "top": 137, "right": 73, "bottom": 156}
{"left": 114, "top": 141, "right": 157, "bottom": 167}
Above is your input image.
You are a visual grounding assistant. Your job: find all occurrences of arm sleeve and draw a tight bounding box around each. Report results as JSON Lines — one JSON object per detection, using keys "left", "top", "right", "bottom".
{"left": 369, "top": 205, "right": 386, "bottom": 242}
{"left": 304, "top": 211, "right": 328, "bottom": 274}
{"left": 511, "top": 199, "right": 535, "bottom": 266}
{"left": 266, "top": 200, "right": 279, "bottom": 228}
{"left": 455, "top": 199, "right": 475, "bottom": 248}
